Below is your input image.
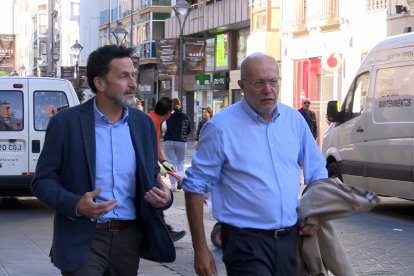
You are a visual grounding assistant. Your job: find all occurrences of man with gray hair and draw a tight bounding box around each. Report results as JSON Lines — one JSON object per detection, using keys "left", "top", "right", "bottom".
{"left": 183, "top": 53, "right": 327, "bottom": 275}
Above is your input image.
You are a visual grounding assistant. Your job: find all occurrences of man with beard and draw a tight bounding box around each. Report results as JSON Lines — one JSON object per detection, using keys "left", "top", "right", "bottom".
{"left": 31, "top": 45, "right": 175, "bottom": 275}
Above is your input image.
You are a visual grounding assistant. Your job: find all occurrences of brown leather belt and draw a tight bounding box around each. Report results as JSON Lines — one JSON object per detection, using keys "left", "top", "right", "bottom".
{"left": 96, "top": 220, "right": 137, "bottom": 232}
{"left": 222, "top": 223, "right": 297, "bottom": 239}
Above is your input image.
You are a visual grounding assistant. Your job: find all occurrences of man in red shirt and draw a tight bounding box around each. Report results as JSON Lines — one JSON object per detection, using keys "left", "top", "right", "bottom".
{"left": 149, "top": 97, "right": 186, "bottom": 242}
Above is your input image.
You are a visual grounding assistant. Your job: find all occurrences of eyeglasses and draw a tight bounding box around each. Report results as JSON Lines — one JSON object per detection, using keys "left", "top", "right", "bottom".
{"left": 303, "top": 101, "right": 311, "bottom": 104}
{"left": 244, "top": 78, "right": 281, "bottom": 89}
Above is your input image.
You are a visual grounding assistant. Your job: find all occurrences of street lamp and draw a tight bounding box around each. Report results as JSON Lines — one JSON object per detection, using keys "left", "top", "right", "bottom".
{"left": 111, "top": 22, "right": 128, "bottom": 46}
{"left": 36, "top": 56, "right": 44, "bottom": 77}
{"left": 173, "top": 0, "right": 192, "bottom": 102}
{"left": 70, "top": 40, "right": 84, "bottom": 95}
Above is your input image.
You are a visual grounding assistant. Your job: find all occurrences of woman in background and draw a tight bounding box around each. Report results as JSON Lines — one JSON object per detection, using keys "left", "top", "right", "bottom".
{"left": 163, "top": 98, "right": 191, "bottom": 191}
{"left": 194, "top": 106, "right": 212, "bottom": 149}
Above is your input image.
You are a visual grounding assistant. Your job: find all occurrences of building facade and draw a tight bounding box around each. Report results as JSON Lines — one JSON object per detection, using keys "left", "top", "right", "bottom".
{"left": 6, "top": 0, "right": 414, "bottom": 141}
{"left": 280, "top": 0, "right": 414, "bottom": 142}
{"left": 164, "top": 0, "right": 250, "bottom": 130}
{"left": 98, "top": 0, "right": 173, "bottom": 111}
{"left": 10, "top": 0, "right": 82, "bottom": 80}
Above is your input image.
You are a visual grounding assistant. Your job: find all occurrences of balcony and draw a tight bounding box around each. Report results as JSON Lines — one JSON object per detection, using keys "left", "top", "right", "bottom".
{"left": 281, "top": 0, "right": 339, "bottom": 36}
{"left": 164, "top": 0, "right": 249, "bottom": 38}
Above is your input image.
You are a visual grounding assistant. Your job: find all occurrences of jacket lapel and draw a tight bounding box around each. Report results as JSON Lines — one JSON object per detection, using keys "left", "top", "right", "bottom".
{"left": 79, "top": 99, "right": 96, "bottom": 188}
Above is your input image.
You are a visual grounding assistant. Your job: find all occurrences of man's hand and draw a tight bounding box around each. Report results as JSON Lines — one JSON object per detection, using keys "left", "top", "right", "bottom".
{"left": 300, "top": 223, "right": 320, "bottom": 236}
{"left": 159, "top": 162, "right": 168, "bottom": 176}
{"left": 144, "top": 175, "right": 172, "bottom": 208}
{"left": 194, "top": 247, "right": 218, "bottom": 276}
{"left": 76, "top": 188, "right": 117, "bottom": 221}
{"left": 160, "top": 160, "right": 175, "bottom": 172}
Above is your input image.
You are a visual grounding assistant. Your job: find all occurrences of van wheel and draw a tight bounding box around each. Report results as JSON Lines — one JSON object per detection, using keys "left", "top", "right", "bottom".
{"left": 328, "top": 162, "right": 343, "bottom": 181}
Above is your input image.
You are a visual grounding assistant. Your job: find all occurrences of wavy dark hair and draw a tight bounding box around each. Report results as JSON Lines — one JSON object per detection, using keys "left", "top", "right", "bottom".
{"left": 86, "top": 45, "right": 134, "bottom": 93}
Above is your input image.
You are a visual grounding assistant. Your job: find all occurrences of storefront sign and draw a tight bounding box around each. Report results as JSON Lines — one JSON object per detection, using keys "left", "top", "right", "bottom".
{"left": 321, "top": 53, "right": 342, "bottom": 72}
{"left": 0, "top": 34, "right": 15, "bottom": 73}
{"left": 60, "top": 66, "right": 75, "bottom": 80}
{"left": 157, "top": 39, "right": 178, "bottom": 75}
{"left": 184, "top": 38, "right": 206, "bottom": 74}
{"left": 215, "top": 33, "right": 228, "bottom": 69}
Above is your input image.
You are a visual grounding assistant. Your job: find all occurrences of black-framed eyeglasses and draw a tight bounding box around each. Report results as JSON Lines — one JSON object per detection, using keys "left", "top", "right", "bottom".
{"left": 303, "top": 101, "right": 311, "bottom": 104}
{"left": 243, "top": 78, "right": 281, "bottom": 89}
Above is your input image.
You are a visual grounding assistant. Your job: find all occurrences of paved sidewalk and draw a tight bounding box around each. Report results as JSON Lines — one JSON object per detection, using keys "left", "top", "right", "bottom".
{"left": 0, "top": 198, "right": 189, "bottom": 276}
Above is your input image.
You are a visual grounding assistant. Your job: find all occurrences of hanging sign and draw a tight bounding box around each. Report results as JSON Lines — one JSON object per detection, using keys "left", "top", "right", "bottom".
{"left": 157, "top": 39, "right": 179, "bottom": 75}
{"left": 321, "top": 53, "right": 342, "bottom": 72}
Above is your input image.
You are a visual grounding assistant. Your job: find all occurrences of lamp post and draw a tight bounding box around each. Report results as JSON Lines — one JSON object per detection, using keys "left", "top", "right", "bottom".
{"left": 112, "top": 22, "right": 128, "bottom": 46}
{"left": 70, "top": 40, "right": 84, "bottom": 98}
{"left": 173, "top": 0, "right": 192, "bottom": 102}
{"left": 36, "top": 56, "right": 44, "bottom": 77}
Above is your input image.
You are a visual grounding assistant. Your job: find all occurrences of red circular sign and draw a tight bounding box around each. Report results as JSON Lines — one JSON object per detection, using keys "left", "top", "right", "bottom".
{"left": 322, "top": 53, "right": 342, "bottom": 72}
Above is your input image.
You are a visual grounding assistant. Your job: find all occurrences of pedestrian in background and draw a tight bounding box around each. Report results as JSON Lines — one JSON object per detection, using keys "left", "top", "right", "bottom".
{"left": 183, "top": 52, "right": 327, "bottom": 276}
{"left": 194, "top": 106, "right": 212, "bottom": 149}
{"left": 31, "top": 45, "right": 175, "bottom": 275}
{"left": 135, "top": 97, "right": 143, "bottom": 111}
{"left": 163, "top": 98, "right": 191, "bottom": 191}
{"left": 148, "top": 97, "right": 187, "bottom": 242}
{"left": 298, "top": 97, "right": 318, "bottom": 139}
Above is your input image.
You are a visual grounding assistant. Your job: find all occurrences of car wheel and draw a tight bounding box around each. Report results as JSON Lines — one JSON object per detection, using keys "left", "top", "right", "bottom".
{"left": 328, "top": 162, "right": 343, "bottom": 181}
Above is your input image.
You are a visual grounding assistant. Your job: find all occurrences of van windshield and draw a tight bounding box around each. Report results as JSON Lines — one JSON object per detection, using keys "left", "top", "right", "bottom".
{"left": 0, "top": 91, "right": 23, "bottom": 131}
{"left": 34, "top": 91, "right": 69, "bottom": 131}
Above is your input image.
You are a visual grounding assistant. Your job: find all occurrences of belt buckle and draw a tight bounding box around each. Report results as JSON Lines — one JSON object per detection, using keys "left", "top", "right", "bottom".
{"left": 108, "top": 220, "right": 120, "bottom": 232}
{"left": 273, "top": 228, "right": 287, "bottom": 239}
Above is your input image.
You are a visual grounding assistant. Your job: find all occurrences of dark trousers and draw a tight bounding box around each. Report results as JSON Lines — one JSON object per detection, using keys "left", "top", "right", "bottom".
{"left": 221, "top": 223, "right": 299, "bottom": 276}
{"left": 159, "top": 210, "right": 173, "bottom": 232}
{"left": 62, "top": 224, "right": 143, "bottom": 276}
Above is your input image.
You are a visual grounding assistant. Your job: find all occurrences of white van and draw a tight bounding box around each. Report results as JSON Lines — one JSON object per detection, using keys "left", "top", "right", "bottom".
{"left": 0, "top": 77, "right": 80, "bottom": 196}
{"left": 323, "top": 32, "right": 414, "bottom": 200}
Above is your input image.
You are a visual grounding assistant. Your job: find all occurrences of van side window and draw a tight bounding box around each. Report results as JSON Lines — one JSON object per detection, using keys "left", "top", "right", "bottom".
{"left": 342, "top": 72, "right": 369, "bottom": 122}
{"left": 34, "top": 91, "right": 69, "bottom": 131}
{"left": 374, "top": 65, "right": 414, "bottom": 123}
{"left": 0, "top": 91, "right": 24, "bottom": 131}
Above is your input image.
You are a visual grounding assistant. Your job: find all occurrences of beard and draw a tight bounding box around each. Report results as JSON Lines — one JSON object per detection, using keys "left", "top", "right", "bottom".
{"left": 113, "top": 93, "right": 136, "bottom": 107}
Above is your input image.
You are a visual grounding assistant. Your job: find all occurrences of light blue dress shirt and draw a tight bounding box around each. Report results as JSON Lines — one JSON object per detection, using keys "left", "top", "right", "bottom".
{"left": 183, "top": 98, "right": 327, "bottom": 229}
{"left": 93, "top": 100, "right": 137, "bottom": 222}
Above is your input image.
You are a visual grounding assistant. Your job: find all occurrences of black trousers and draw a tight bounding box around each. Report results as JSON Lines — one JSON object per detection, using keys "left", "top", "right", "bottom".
{"left": 62, "top": 224, "right": 143, "bottom": 276}
{"left": 221, "top": 223, "right": 299, "bottom": 276}
{"left": 158, "top": 210, "right": 173, "bottom": 232}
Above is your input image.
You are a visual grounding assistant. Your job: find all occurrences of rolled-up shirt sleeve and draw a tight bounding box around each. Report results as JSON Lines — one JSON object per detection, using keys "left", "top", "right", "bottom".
{"left": 182, "top": 122, "right": 224, "bottom": 194}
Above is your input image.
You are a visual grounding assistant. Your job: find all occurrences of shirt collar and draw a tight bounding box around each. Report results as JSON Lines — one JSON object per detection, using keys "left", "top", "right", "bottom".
{"left": 241, "top": 98, "right": 279, "bottom": 124}
{"left": 93, "top": 98, "right": 129, "bottom": 124}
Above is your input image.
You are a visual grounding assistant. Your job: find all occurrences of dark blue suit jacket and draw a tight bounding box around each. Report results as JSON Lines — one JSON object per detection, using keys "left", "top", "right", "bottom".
{"left": 31, "top": 98, "right": 175, "bottom": 272}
